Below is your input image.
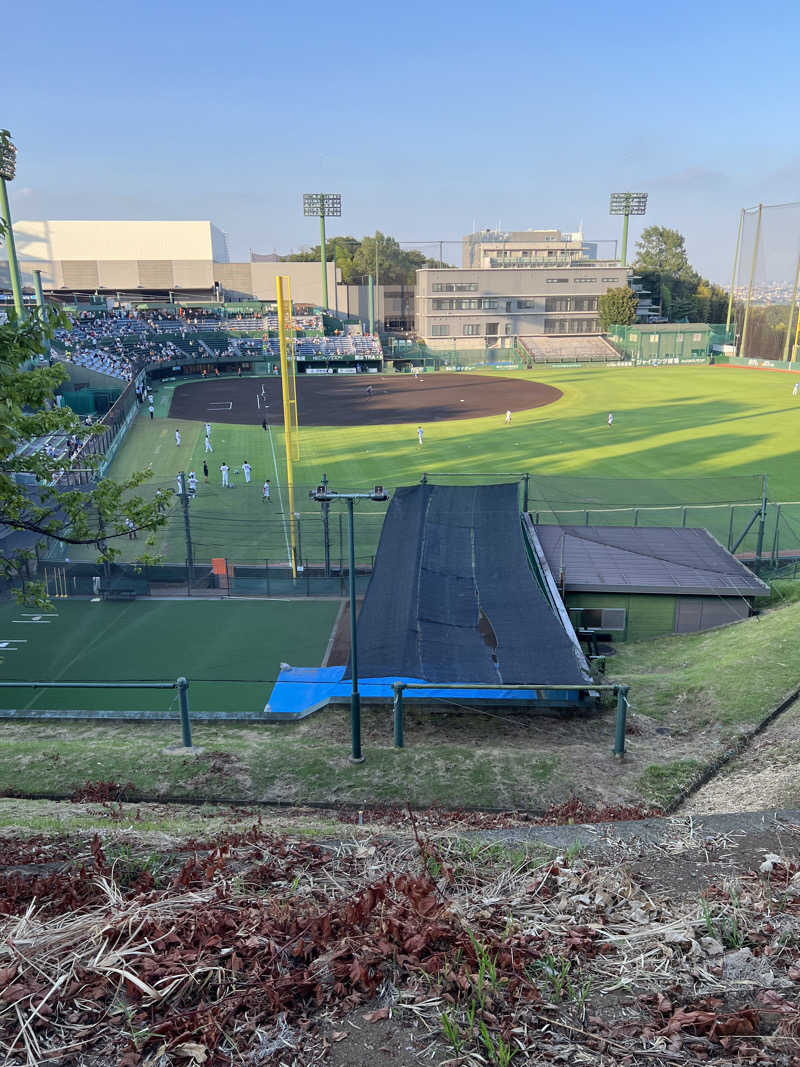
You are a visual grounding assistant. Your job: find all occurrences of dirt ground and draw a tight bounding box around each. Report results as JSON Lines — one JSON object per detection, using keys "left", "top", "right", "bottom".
{"left": 168, "top": 373, "right": 562, "bottom": 426}
{"left": 0, "top": 800, "right": 797, "bottom": 1066}
{"left": 682, "top": 702, "right": 800, "bottom": 815}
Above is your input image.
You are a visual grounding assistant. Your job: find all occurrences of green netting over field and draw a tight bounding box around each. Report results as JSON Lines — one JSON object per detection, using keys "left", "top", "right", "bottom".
{"left": 527, "top": 474, "right": 764, "bottom": 509}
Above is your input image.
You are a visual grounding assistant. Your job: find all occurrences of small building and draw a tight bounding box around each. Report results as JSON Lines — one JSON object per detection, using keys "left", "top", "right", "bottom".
{"left": 605, "top": 322, "right": 727, "bottom": 362}
{"left": 529, "top": 524, "right": 770, "bottom": 642}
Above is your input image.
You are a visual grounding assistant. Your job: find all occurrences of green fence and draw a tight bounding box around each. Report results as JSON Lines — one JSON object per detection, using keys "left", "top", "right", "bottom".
{"left": 606, "top": 323, "right": 733, "bottom": 362}
{"left": 712, "top": 355, "right": 800, "bottom": 372}
{"left": 413, "top": 345, "right": 525, "bottom": 369}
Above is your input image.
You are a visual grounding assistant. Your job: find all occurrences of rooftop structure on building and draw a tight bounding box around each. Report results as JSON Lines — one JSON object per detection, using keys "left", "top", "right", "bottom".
{"left": 462, "top": 228, "right": 610, "bottom": 270}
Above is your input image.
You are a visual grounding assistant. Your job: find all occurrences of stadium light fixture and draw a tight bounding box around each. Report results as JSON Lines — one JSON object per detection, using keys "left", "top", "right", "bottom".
{"left": 309, "top": 482, "right": 389, "bottom": 763}
{"left": 0, "top": 129, "right": 25, "bottom": 319}
{"left": 302, "top": 193, "right": 342, "bottom": 311}
{"left": 608, "top": 192, "right": 648, "bottom": 268}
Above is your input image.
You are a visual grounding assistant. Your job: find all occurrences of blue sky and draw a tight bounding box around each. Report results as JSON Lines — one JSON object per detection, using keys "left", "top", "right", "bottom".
{"left": 4, "top": 0, "right": 800, "bottom": 282}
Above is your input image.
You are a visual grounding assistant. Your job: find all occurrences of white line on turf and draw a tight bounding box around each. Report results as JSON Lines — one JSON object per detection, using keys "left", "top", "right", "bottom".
{"left": 267, "top": 422, "right": 292, "bottom": 567}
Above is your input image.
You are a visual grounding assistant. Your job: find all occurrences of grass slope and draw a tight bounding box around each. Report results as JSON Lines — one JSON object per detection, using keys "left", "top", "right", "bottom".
{"left": 62, "top": 364, "right": 800, "bottom": 565}
{"left": 2, "top": 593, "right": 799, "bottom": 810}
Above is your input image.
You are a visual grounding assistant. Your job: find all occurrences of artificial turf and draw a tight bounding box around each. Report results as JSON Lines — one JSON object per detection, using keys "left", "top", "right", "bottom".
{"left": 0, "top": 600, "right": 338, "bottom": 715}
{"left": 59, "top": 364, "right": 800, "bottom": 565}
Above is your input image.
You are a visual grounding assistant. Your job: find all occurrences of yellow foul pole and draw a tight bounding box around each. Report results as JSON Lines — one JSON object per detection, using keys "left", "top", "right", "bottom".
{"left": 276, "top": 276, "right": 298, "bottom": 577}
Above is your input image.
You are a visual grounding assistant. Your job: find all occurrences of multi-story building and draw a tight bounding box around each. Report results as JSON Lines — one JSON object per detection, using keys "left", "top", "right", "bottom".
{"left": 416, "top": 262, "right": 629, "bottom": 350}
{"left": 415, "top": 228, "right": 629, "bottom": 350}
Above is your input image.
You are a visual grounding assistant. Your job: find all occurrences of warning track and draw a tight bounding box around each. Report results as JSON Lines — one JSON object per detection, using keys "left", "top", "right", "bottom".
{"left": 168, "top": 373, "right": 562, "bottom": 427}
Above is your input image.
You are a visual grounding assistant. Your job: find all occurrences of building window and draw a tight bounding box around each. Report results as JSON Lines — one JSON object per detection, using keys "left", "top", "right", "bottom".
{"left": 572, "top": 296, "right": 598, "bottom": 312}
{"left": 570, "top": 607, "right": 626, "bottom": 631}
{"left": 430, "top": 282, "right": 479, "bottom": 293}
{"left": 432, "top": 299, "right": 453, "bottom": 310}
{"left": 545, "top": 297, "right": 570, "bottom": 313}
{"left": 601, "top": 276, "right": 619, "bottom": 282}
{"left": 505, "top": 323, "right": 512, "bottom": 335}
{"left": 545, "top": 278, "right": 569, "bottom": 284}
{"left": 463, "top": 324, "right": 481, "bottom": 335}
{"left": 517, "top": 299, "right": 536, "bottom": 309}
{"left": 430, "top": 325, "right": 449, "bottom": 336}
{"left": 481, "top": 299, "right": 498, "bottom": 309}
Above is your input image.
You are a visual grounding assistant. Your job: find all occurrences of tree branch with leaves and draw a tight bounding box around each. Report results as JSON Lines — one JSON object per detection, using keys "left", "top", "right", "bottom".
{"left": 0, "top": 254, "right": 173, "bottom": 604}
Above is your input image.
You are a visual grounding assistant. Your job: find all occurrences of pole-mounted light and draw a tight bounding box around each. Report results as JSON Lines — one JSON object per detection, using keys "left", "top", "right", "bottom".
{"left": 609, "top": 192, "right": 647, "bottom": 268}
{"left": 303, "top": 193, "right": 342, "bottom": 312}
{"left": 0, "top": 129, "right": 25, "bottom": 319}
{"left": 0, "top": 131, "right": 16, "bottom": 181}
{"left": 309, "top": 483, "right": 388, "bottom": 762}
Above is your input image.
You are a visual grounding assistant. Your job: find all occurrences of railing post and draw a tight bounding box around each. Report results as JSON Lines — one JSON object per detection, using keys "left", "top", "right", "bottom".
{"left": 771, "top": 504, "right": 781, "bottom": 566}
{"left": 393, "top": 683, "right": 405, "bottom": 748}
{"left": 177, "top": 676, "right": 192, "bottom": 748}
{"left": 613, "top": 685, "right": 629, "bottom": 758}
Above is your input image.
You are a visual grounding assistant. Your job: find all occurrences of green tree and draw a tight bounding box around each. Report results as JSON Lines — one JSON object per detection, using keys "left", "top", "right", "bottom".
{"left": 598, "top": 286, "right": 638, "bottom": 331}
{"left": 0, "top": 262, "right": 172, "bottom": 604}
{"left": 286, "top": 233, "right": 447, "bottom": 286}
{"left": 633, "top": 226, "right": 698, "bottom": 282}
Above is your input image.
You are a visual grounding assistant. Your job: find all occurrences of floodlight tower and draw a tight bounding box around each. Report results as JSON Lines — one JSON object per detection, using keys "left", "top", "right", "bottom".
{"left": 609, "top": 192, "right": 648, "bottom": 268}
{"left": 0, "top": 130, "right": 25, "bottom": 319}
{"left": 303, "top": 192, "right": 341, "bottom": 311}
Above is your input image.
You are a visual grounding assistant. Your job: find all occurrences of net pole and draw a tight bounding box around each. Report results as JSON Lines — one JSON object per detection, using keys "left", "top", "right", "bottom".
{"left": 726, "top": 208, "right": 745, "bottom": 334}
{"left": 782, "top": 251, "right": 800, "bottom": 363}
{"left": 320, "top": 213, "right": 328, "bottom": 311}
{"left": 740, "top": 203, "right": 762, "bottom": 358}
{"left": 276, "top": 275, "right": 298, "bottom": 579}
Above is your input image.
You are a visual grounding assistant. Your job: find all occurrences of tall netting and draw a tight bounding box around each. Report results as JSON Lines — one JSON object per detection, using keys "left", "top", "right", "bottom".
{"left": 527, "top": 475, "right": 774, "bottom": 557}
{"left": 528, "top": 474, "right": 764, "bottom": 510}
{"left": 732, "top": 202, "right": 800, "bottom": 362}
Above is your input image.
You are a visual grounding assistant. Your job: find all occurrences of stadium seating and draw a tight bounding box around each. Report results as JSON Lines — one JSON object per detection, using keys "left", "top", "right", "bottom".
{"left": 520, "top": 335, "right": 620, "bottom": 363}
{"left": 51, "top": 308, "right": 381, "bottom": 376}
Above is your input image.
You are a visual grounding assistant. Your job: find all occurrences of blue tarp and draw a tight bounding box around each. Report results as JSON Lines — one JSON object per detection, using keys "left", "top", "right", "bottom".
{"left": 264, "top": 666, "right": 583, "bottom": 720}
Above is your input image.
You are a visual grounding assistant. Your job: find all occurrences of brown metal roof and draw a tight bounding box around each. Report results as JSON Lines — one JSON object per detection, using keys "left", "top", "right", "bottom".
{"left": 533, "top": 526, "right": 770, "bottom": 597}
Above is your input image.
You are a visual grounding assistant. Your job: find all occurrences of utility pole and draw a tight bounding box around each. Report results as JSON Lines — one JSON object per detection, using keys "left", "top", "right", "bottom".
{"left": 179, "top": 471, "right": 194, "bottom": 596}
{"left": 740, "top": 204, "right": 762, "bottom": 359}
{"left": 782, "top": 251, "right": 800, "bottom": 363}
{"left": 32, "top": 269, "right": 50, "bottom": 355}
{"left": 310, "top": 483, "right": 389, "bottom": 762}
{"left": 726, "top": 208, "right": 745, "bottom": 336}
{"left": 320, "top": 472, "right": 331, "bottom": 577}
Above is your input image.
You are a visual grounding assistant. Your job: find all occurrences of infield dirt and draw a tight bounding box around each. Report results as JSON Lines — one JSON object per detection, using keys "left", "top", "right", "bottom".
{"left": 168, "top": 372, "right": 562, "bottom": 426}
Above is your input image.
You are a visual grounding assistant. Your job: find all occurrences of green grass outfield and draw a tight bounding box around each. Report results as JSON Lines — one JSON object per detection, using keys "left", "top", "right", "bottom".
{"left": 60, "top": 364, "right": 800, "bottom": 565}
{"left": 0, "top": 600, "right": 338, "bottom": 715}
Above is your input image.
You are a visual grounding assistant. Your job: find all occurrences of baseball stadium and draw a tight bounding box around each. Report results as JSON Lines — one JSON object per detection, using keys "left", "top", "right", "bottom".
{"left": 2, "top": 198, "right": 800, "bottom": 813}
